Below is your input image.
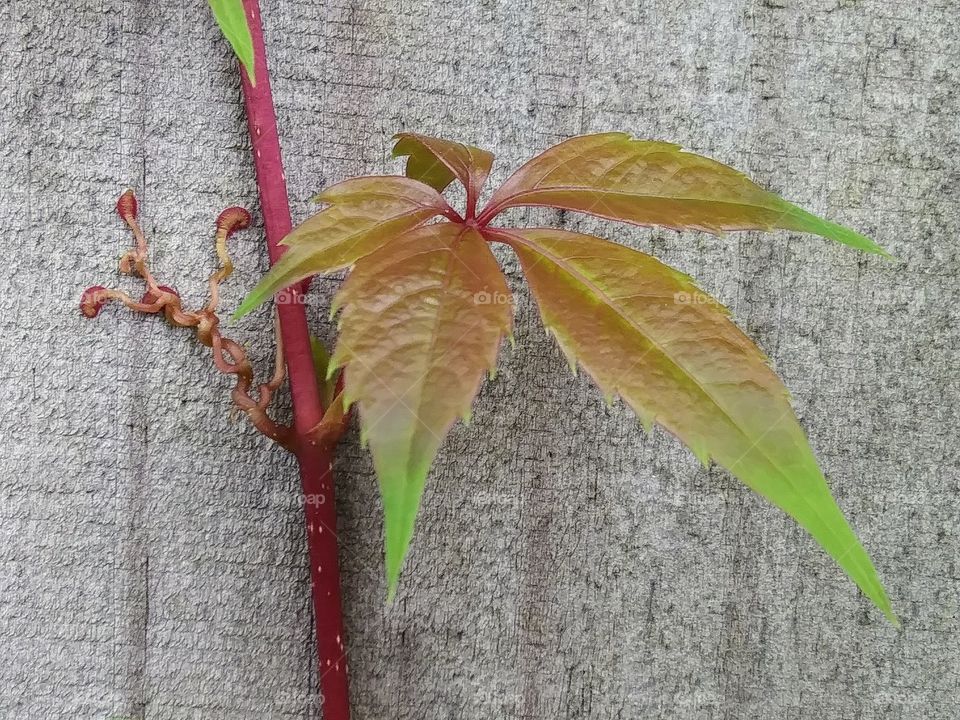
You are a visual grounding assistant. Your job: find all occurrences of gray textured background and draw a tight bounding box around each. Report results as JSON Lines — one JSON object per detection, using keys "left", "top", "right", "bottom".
{"left": 1, "top": 0, "right": 957, "bottom": 718}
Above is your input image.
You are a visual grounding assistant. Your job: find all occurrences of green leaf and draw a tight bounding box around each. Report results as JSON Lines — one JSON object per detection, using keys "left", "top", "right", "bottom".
{"left": 208, "top": 0, "right": 256, "bottom": 85}
{"left": 480, "top": 133, "right": 888, "bottom": 256}
{"left": 491, "top": 226, "right": 896, "bottom": 624}
{"left": 233, "top": 177, "right": 451, "bottom": 320}
{"left": 330, "top": 222, "right": 513, "bottom": 598}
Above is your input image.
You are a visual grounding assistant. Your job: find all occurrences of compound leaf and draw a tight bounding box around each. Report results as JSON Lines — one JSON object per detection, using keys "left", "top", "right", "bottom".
{"left": 331, "top": 222, "right": 513, "bottom": 597}
{"left": 208, "top": 0, "right": 256, "bottom": 85}
{"left": 234, "top": 177, "right": 451, "bottom": 319}
{"left": 393, "top": 133, "right": 494, "bottom": 196}
{"left": 482, "top": 133, "right": 887, "bottom": 255}
{"left": 492, "top": 226, "right": 895, "bottom": 623}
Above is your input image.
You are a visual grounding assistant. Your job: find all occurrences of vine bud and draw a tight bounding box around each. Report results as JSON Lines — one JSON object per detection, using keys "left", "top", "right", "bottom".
{"left": 116, "top": 190, "right": 138, "bottom": 221}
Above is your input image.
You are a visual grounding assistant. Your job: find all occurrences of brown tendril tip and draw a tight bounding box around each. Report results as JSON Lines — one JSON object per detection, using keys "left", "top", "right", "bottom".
{"left": 116, "top": 189, "right": 138, "bottom": 221}
{"left": 80, "top": 191, "right": 345, "bottom": 452}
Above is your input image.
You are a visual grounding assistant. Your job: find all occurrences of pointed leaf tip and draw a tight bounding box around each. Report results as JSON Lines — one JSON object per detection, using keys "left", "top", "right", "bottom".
{"left": 781, "top": 205, "right": 890, "bottom": 256}
{"left": 208, "top": 0, "right": 256, "bottom": 85}
{"left": 383, "top": 482, "right": 422, "bottom": 602}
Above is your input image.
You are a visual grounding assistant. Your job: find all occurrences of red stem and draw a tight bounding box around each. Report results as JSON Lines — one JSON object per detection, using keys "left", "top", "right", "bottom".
{"left": 239, "top": 2, "right": 350, "bottom": 717}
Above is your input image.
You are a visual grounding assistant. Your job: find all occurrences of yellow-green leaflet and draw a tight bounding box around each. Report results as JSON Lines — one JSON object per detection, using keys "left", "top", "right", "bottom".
{"left": 482, "top": 133, "right": 889, "bottom": 256}
{"left": 491, "top": 226, "right": 895, "bottom": 624}
{"left": 232, "top": 177, "right": 451, "bottom": 320}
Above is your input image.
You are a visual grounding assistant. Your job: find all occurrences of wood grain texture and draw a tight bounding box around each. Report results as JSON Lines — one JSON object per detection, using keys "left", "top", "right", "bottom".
{"left": 0, "top": 1, "right": 957, "bottom": 719}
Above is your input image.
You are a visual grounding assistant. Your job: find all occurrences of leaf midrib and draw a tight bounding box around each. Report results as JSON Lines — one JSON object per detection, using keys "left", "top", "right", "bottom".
{"left": 397, "top": 235, "right": 466, "bottom": 486}
{"left": 500, "top": 188, "right": 787, "bottom": 221}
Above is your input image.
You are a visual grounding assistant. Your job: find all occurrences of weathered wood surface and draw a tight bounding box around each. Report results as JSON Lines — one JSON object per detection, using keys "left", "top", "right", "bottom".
{"left": 1, "top": 0, "right": 957, "bottom": 718}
